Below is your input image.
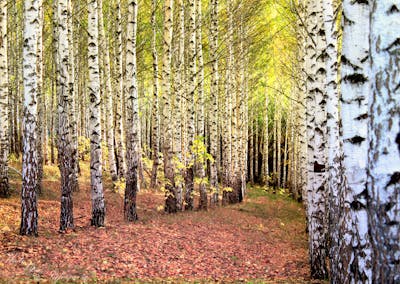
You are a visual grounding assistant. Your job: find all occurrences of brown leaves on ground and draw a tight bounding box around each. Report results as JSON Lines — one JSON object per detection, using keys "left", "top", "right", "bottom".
{"left": 0, "top": 166, "right": 310, "bottom": 282}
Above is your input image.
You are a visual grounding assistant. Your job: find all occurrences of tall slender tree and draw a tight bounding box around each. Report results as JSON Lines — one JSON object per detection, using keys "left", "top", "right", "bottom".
{"left": 88, "top": 0, "right": 106, "bottom": 227}
{"left": 0, "top": 0, "right": 9, "bottom": 198}
{"left": 20, "top": 0, "right": 40, "bottom": 236}
{"left": 57, "top": 0, "right": 74, "bottom": 232}
{"left": 209, "top": 0, "right": 219, "bottom": 206}
{"left": 124, "top": 0, "right": 140, "bottom": 221}
{"left": 150, "top": 0, "right": 160, "bottom": 189}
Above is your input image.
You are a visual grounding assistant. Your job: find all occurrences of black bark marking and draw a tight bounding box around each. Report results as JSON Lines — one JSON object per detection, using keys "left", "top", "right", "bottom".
{"left": 396, "top": 131, "right": 400, "bottom": 152}
{"left": 385, "top": 38, "right": 400, "bottom": 52}
{"left": 351, "top": 200, "right": 366, "bottom": 210}
{"left": 343, "top": 73, "right": 368, "bottom": 85}
{"left": 353, "top": 0, "right": 368, "bottom": 5}
{"left": 387, "top": 172, "right": 400, "bottom": 187}
{"left": 314, "top": 162, "right": 325, "bottom": 173}
{"left": 346, "top": 136, "right": 366, "bottom": 145}
{"left": 388, "top": 5, "right": 400, "bottom": 14}
{"left": 355, "top": 113, "right": 368, "bottom": 120}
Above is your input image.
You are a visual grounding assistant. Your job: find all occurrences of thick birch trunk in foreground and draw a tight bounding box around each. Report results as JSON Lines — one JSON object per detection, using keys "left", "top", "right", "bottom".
{"left": 340, "top": 0, "right": 372, "bottom": 282}
{"left": 368, "top": 3, "right": 400, "bottom": 282}
{"left": 124, "top": 0, "right": 140, "bottom": 222}
{"left": 305, "top": 0, "right": 328, "bottom": 278}
{"left": 88, "top": 0, "right": 105, "bottom": 227}
{"left": 20, "top": 0, "right": 40, "bottom": 236}
{"left": 0, "top": 1, "right": 9, "bottom": 198}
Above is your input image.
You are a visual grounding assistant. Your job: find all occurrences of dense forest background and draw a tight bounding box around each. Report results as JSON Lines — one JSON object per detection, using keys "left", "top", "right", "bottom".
{"left": 0, "top": 0, "right": 399, "bottom": 282}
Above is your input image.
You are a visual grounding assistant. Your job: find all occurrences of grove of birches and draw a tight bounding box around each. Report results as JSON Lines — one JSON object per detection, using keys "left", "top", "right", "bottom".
{"left": 0, "top": 0, "right": 399, "bottom": 281}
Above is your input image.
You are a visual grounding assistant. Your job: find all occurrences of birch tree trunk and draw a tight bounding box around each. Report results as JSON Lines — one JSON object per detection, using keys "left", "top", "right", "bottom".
{"left": 368, "top": 3, "right": 400, "bottom": 282}
{"left": 115, "top": 0, "right": 126, "bottom": 179}
{"left": 68, "top": 0, "right": 79, "bottom": 192}
{"left": 173, "top": 0, "right": 184, "bottom": 211}
{"left": 162, "top": 0, "right": 178, "bottom": 213}
{"left": 150, "top": 0, "right": 160, "bottom": 189}
{"left": 57, "top": 0, "right": 74, "bottom": 232}
{"left": 20, "top": 0, "right": 40, "bottom": 236}
{"left": 196, "top": 0, "right": 207, "bottom": 210}
{"left": 98, "top": 0, "right": 117, "bottom": 183}
{"left": 322, "top": 0, "right": 342, "bottom": 280}
{"left": 305, "top": 0, "right": 328, "bottom": 278}
{"left": 209, "top": 0, "right": 219, "bottom": 206}
{"left": 88, "top": 0, "right": 105, "bottom": 227}
{"left": 263, "top": 91, "right": 269, "bottom": 187}
{"left": 36, "top": 0, "right": 44, "bottom": 194}
{"left": 340, "top": 0, "right": 372, "bottom": 281}
{"left": 0, "top": 0, "right": 8, "bottom": 198}
{"left": 124, "top": 0, "right": 140, "bottom": 221}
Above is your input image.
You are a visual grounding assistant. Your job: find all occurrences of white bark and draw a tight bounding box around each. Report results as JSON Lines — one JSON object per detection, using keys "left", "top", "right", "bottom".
{"left": 88, "top": 0, "right": 105, "bottom": 227}
{"left": 368, "top": 2, "right": 400, "bottom": 282}
{"left": 124, "top": 0, "right": 140, "bottom": 221}
{"left": 20, "top": 0, "right": 40, "bottom": 236}
{"left": 340, "top": 0, "right": 372, "bottom": 281}
{"left": 98, "top": 0, "right": 117, "bottom": 183}
{"left": 0, "top": 0, "right": 9, "bottom": 197}
{"left": 209, "top": 0, "right": 219, "bottom": 205}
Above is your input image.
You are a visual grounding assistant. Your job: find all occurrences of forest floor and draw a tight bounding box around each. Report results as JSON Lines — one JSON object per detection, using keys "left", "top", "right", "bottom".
{"left": 0, "top": 161, "right": 311, "bottom": 283}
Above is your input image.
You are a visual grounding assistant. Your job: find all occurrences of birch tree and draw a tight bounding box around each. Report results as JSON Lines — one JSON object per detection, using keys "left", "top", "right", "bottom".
{"left": 20, "top": 0, "right": 40, "bottom": 236}
{"left": 209, "top": 0, "right": 219, "bottom": 206}
{"left": 185, "top": 0, "right": 196, "bottom": 211}
{"left": 88, "top": 0, "right": 106, "bottom": 227}
{"left": 150, "top": 0, "right": 160, "bottom": 189}
{"left": 368, "top": 2, "right": 400, "bottom": 282}
{"left": 0, "top": 0, "right": 8, "bottom": 198}
{"left": 115, "top": 0, "right": 126, "bottom": 179}
{"left": 124, "top": 0, "right": 140, "bottom": 221}
{"left": 57, "top": 0, "right": 75, "bottom": 232}
{"left": 98, "top": 0, "right": 118, "bottom": 183}
{"left": 162, "top": 0, "right": 178, "bottom": 213}
{"left": 340, "top": 0, "right": 372, "bottom": 281}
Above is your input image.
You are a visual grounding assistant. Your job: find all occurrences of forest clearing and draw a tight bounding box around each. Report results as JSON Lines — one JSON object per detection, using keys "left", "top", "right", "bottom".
{"left": 0, "top": 161, "right": 309, "bottom": 282}
{"left": 0, "top": 0, "right": 399, "bottom": 282}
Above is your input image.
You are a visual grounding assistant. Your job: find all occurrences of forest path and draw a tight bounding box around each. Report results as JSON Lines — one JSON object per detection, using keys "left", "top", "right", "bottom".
{"left": 0, "top": 162, "right": 310, "bottom": 282}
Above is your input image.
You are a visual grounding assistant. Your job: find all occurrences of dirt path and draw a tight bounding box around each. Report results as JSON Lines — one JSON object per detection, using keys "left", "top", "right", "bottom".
{"left": 0, "top": 164, "right": 310, "bottom": 282}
